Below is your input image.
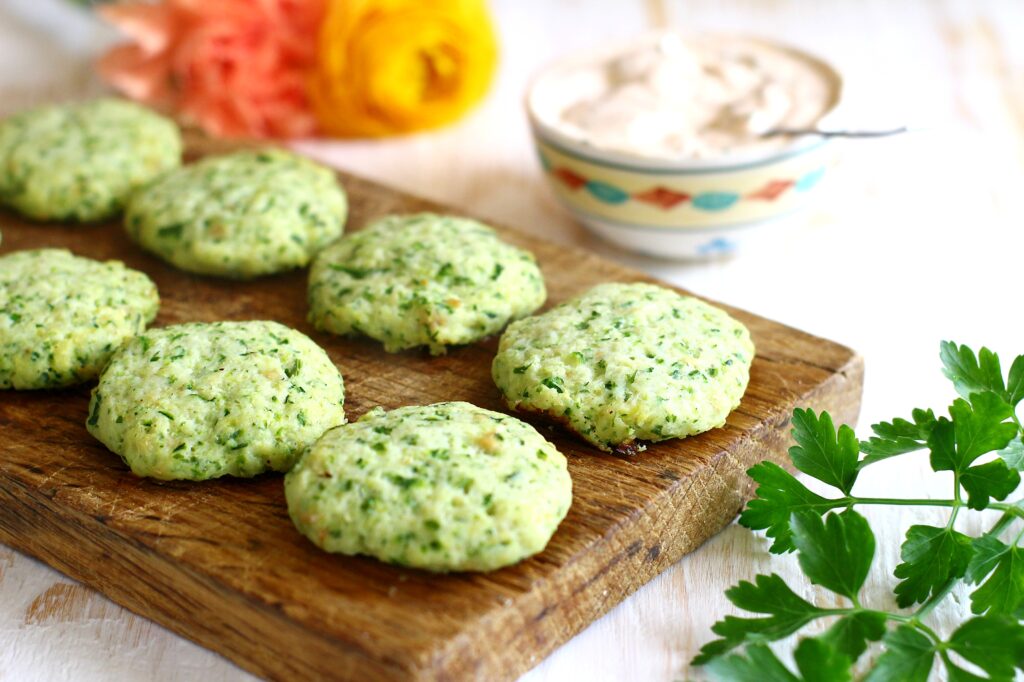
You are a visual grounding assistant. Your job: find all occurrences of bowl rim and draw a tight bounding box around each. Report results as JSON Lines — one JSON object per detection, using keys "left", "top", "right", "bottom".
{"left": 524, "top": 31, "right": 845, "bottom": 172}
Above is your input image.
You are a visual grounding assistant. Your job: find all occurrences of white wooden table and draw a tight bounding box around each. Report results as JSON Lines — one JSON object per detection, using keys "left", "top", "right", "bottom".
{"left": 2, "top": 1, "right": 1022, "bottom": 680}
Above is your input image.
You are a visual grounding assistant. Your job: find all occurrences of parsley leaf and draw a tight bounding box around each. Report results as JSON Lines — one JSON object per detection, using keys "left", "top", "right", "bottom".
{"left": 966, "top": 534, "right": 1012, "bottom": 585}
{"left": 1009, "top": 355, "right": 1024, "bottom": 407}
{"left": 863, "top": 625, "right": 935, "bottom": 682}
{"left": 859, "top": 408, "right": 936, "bottom": 465}
{"left": 941, "top": 340, "right": 1024, "bottom": 407}
{"left": 925, "top": 417, "right": 958, "bottom": 472}
{"left": 892, "top": 525, "right": 973, "bottom": 607}
{"left": 789, "top": 409, "right": 860, "bottom": 494}
{"left": 997, "top": 436, "right": 1024, "bottom": 471}
{"left": 820, "top": 611, "right": 887, "bottom": 660}
{"left": 966, "top": 535, "right": 1024, "bottom": 617}
{"left": 960, "top": 460, "right": 1020, "bottom": 510}
{"left": 704, "top": 644, "right": 800, "bottom": 682}
{"left": 791, "top": 510, "right": 874, "bottom": 601}
{"left": 946, "top": 615, "right": 1024, "bottom": 680}
{"left": 944, "top": 664, "right": 990, "bottom": 682}
{"left": 699, "top": 341, "right": 1024, "bottom": 682}
{"left": 951, "top": 393, "right": 1018, "bottom": 462}
{"left": 693, "top": 573, "right": 825, "bottom": 664}
{"left": 706, "top": 639, "right": 852, "bottom": 682}
{"left": 791, "top": 638, "right": 854, "bottom": 682}
{"left": 739, "top": 462, "right": 840, "bottom": 553}
{"left": 926, "top": 393, "right": 1018, "bottom": 509}
{"left": 929, "top": 394, "right": 1016, "bottom": 473}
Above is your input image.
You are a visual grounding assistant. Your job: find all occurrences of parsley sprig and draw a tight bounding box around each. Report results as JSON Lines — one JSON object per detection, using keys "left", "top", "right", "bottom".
{"left": 694, "top": 342, "right": 1024, "bottom": 681}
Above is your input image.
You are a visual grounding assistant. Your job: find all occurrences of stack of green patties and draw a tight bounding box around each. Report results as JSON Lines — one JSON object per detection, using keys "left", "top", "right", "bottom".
{"left": 0, "top": 97, "right": 754, "bottom": 574}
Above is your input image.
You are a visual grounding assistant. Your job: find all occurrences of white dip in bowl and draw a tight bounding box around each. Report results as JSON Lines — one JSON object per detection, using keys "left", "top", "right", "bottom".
{"left": 527, "top": 33, "right": 843, "bottom": 259}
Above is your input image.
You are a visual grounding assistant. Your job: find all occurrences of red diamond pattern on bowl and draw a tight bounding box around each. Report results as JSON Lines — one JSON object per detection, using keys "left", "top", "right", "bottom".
{"left": 746, "top": 179, "right": 794, "bottom": 200}
{"left": 543, "top": 158, "right": 817, "bottom": 210}
{"left": 633, "top": 186, "right": 691, "bottom": 209}
{"left": 553, "top": 167, "right": 588, "bottom": 190}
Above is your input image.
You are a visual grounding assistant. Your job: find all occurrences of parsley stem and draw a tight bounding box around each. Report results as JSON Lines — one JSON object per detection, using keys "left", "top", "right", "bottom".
{"left": 946, "top": 472, "right": 961, "bottom": 530}
{"left": 870, "top": 607, "right": 945, "bottom": 646}
{"left": 842, "top": 497, "right": 1024, "bottom": 518}
{"left": 817, "top": 608, "right": 861, "bottom": 618}
{"left": 991, "top": 500, "right": 1024, "bottom": 519}
{"left": 989, "top": 507, "right": 1022, "bottom": 537}
{"left": 847, "top": 497, "right": 957, "bottom": 507}
{"left": 908, "top": 618, "right": 943, "bottom": 645}
{"left": 938, "top": 649, "right": 957, "bottom": 674}
{"left": 912, "top": 576, "right": 957, "bottom": 620}
{"left": 920, "top": 473, "right": 962, "bottom": 619}
{"left": 865, "top": 607, "right": 944, "bottom": 648}
{"left": 870, "top": 609, "right": 911, "bottom": 623}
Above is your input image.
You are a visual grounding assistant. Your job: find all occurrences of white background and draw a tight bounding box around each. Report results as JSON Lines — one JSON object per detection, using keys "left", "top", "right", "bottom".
{"left": 1, "top": 1, "right": 1022, "bottom": 680}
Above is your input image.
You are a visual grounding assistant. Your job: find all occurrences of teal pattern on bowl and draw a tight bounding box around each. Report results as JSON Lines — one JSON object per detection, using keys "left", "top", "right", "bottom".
{"left": 541, "top": 151, "right": 828, "bottom": 213}
{"left": 528, "top": 130, "right": 837, "bottom": 260}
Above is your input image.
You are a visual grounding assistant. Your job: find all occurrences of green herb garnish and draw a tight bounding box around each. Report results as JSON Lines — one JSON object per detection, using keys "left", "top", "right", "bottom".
{"left": 157, "top": 223, "right": 184, "bottom": 239}
{"left": 329, "top": 264, "right": 380, "bottom": 279}
{"left": 541, "top": 376, "right": 565, "bottom": 393}
{"left": 696, "top": 341, "right": 1024, "bottom": 681}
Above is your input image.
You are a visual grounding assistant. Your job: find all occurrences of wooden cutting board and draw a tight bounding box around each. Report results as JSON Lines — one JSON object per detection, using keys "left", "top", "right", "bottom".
{"left": 0, "top": 151, "right": 863, "bottom": 681}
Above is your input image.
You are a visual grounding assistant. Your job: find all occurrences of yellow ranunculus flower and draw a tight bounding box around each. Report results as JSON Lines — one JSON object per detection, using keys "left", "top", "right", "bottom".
{"left": 311, "top": 0, "right": 499, "bottom": 137}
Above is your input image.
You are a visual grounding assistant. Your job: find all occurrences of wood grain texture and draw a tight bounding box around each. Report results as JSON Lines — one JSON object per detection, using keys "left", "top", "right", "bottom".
{"left": 0, "top": 158, "right": 863, "bottom": 681}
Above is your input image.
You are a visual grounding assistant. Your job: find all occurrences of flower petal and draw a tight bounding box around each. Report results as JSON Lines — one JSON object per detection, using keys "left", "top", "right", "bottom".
{"left": 97, "top": 44, "right": 175, "bottom": 105}
{"left": 99, "top": 3, "right": 178, "bottom": 55}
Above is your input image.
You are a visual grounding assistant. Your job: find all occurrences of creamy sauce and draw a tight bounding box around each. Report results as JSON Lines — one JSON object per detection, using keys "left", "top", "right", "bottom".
{"left": 535, "top": 34, "right": 840, "bottom": 161}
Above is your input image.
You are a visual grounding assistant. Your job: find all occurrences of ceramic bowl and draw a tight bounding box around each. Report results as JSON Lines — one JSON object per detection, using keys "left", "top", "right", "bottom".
{"left": 525, "top": 35, "right": 843, "bottom": 260}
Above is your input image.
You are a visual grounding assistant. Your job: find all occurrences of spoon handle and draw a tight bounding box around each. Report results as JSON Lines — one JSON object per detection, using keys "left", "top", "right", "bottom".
{"left": 761, "top": 126, "right": 910, "bottom": 139}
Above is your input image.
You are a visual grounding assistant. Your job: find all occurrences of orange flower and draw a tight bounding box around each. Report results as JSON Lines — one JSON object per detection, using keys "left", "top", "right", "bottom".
{"left": 310, "top": 0, "right": 498, "bottom": 137}
{"left": 98, "top": 0, "right": 325, "bottom": 138}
